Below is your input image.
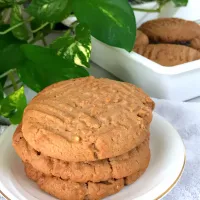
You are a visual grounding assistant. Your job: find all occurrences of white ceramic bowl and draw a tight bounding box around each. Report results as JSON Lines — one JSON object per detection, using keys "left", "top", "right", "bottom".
{"left": 91, "top": 37, "right": 200, "bottom": 101}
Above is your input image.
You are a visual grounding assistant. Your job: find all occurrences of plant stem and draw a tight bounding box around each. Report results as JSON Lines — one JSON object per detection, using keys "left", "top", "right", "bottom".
{"left": 32, "top": 22, "right": 49, "bottom": 33}
{"left": 133, "top": 7, "right": 160, "bottom": 12}
{"left": 0, "top": 16, "right": 34, "bottom": 35}
{"left": 41, "top": 36, "right": 47, "bottom": 46}
{"left": 0, "top": 69, "right": 16, "bottom": 79}
{"left": 4, "top": 80, "right": 22, "bottom": 90}
{"left": 8, "top": 71, "right": 18, "bottom": 91}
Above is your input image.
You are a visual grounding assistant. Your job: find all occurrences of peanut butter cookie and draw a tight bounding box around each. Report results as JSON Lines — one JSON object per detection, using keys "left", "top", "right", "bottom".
{"left": 190, "top": 36, "right": 200, "bottom": 51}
{"left": 134, "top": 44, "right": 200, "bottom": 66}
{"left": 139, "top": 18, "right": 200, "bottom": 43}
{"left": 25, "top": 163, "right": 148, "bottom": 200}
{"left": 13, "top": 124, "right": 150, "bottom": 183}
{"left": 22, "top": 77, "right": 154, "bottom": 162}
{"left": 134, "top": 30, "right": 149, "bottom": 48}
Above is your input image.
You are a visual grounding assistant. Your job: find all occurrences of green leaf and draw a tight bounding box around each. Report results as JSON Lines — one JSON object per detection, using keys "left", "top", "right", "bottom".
{"left": 0, "top": 0, "right": 14, "bottom": 9}
{"left": 0, "top": 86, "right": 27, "bottom": 124}
{"left": 17, "top": 44, "right": 89, "bottom": 92}
{"left": 51, "top": 23, "right": 91, "bottom": 68}
{"left": 172, "top": 0, "right": 188, "bottom": 6}
{"left": 27, "top": 0, "right": 72, "bottom": 22}
{"left": 0, "top": 25, "right": 25, "bottom": 84}
{"left": 51, "top": 33, "right": 74, "bottom": 50}
{"left": 10, "top": 4, "right": 29, "bottom": 41}
{"left": 0, "top": 41, "right": 24, "bottom": 69}
{"left": 0, "top": 84, "right": 3, "bottom": 100}
{"left": 72, "top": 0, "right": 136, "bottom": 52}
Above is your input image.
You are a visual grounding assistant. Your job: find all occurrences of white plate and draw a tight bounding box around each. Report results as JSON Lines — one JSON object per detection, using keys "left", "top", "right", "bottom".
{"left": 0, "top": 113, "right": 185, "bottom": 200}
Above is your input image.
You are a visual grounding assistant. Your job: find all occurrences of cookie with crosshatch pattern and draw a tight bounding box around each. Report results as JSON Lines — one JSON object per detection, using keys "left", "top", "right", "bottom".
{"left": 134, "top": 44, "right": 200, "bottom": 66}
{"left": 21, "top": 77, "right": 154, "bottom": 162}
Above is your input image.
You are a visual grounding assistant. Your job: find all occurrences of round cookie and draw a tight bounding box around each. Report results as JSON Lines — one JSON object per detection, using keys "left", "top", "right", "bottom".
{"left": 125, "top": 169, "right": 146, "bottom": 185}
{"left": 22, "top": 77, "right": 154, "bottom": 162}
{"left": 134, "top": 44, "right": 200, "bottom": 66}
{"left": 139, "top": 18, "right": 200, "bottom": 43}
{"left": 134, "top": 30, "right": 149, "bottom": 48}
{"left": 24, "top": 163, "right": 147, "bottom": 200}
{"left": 190, "top": 36, "right": 200, "bottom": 51}
{"left": 13, "top": 124, "right": 150, "bottom": 182}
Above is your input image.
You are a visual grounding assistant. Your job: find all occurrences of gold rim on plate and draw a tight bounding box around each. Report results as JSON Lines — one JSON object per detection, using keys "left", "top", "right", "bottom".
{"left": 0, "top": 191, "right": 10, "bottom": 200}
{"left": 155, "top": 152, "right": 186, "bottom": 200}
{"left": 0, "top": 154, "right": 186, "bottom": 200}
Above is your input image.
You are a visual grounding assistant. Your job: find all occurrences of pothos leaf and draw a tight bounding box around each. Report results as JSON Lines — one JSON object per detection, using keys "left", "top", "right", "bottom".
{"left": 17, "top": 44, "right": 89, "bottom": 92}
{"left": 10, "top": 4, "right": 29, "bottom": 41}
{"left": 0, "top": 86, "right": 27, "bottom": 124}
{"left": 0, "top": 0, "right": 14, "bottom": 9}
{"left": 172, "top": 0, "right": 188, "bottom": 6}
{"left": 72, "top": 0, "right": 136, "bottom": 52}
{"left": 27, "top": 0, "right": 72, "bottom": 22}
{"left": 50, "top": 32, "right": 74, "bottom": 50}
{"left": 0, "top": 25, "right": 24, "bottom": 84}
{"left": 51, "top": 23, "right": 91, "bottom": 68}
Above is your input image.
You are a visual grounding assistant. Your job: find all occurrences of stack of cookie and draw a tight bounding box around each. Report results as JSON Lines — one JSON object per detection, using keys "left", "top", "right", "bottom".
{"left": 13, "top": 77, "right": 154, "bottom": 200}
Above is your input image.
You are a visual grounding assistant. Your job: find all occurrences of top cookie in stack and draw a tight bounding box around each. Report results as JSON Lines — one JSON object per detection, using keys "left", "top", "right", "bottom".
{"left": 21, "top": 76, "right": 154, "bottom": 162}
{"left": 13, "top": 77, "right": 154, "bottom": 200}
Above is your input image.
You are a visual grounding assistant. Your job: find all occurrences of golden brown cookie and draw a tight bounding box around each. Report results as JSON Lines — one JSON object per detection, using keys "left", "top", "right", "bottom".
{"left": 125, "top": 169, "right": 146, "bottom": 185}
{"left": 134, "top": 44, "right": 200, "bottom": 66}
{"left": 22, "top": 77, "right": 154, "bottom": 162}
{"left": 190, "top": 36, "right": 200, "bottom": 51}
{"left": 134, "top": 30, "right": 149, "bottom": 48}
{"left": 24, "top": 163, "right": 148, "bottom": 200}
{"left": 13, "top": 125, "right": 150, "bottom": 182}
{"left": 139, "top": 18, "right": 200, "bottom": 43}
